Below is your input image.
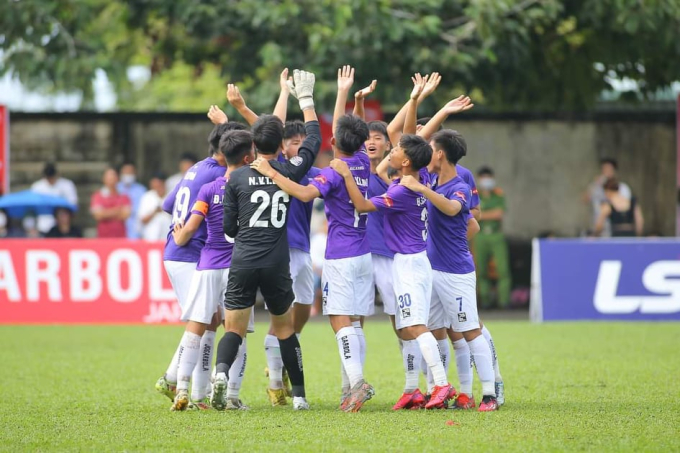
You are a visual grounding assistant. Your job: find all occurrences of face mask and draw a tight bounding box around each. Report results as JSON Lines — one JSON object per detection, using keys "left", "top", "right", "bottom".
{"left": 23, "top": 216, "right": 36, "bottom": 230}
{"left": 479, "top": 178, "right": 496, "bottom": 191}
{"left": 121, "top": 174, "right": 136, "bottom": 185}
{"left": 0, "top": 212, "right": 6, "bottom": 229}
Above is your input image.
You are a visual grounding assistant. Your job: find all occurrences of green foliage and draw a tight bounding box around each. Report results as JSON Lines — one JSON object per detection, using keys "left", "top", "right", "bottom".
{"left": 1, "top": 322, "right": 680, "bottom": 451}
{"left": 2, "top": 0, "right": 679, "bottom": 111}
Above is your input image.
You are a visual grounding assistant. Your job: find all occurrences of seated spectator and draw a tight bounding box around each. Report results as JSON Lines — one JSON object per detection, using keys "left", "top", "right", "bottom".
{"left": 137, "top": 173, "right": 172, "bottom": 241}
{"left": 117, "top": 162, "right": 147, "bottom": 239}
{"left": 90, "top": 168, "right": 131, "bottom": 238}
{"left": 165, "top": 152, "right": 198, "bottom": 194}
{"left": 31, "top": 162, "right": 78, "bottom": 234}
{"left": 46, "top": 208, "right": 82, "bottom": 238}
{"left": 594, "top": 178, "right": 643, "bottom": 237}
{"left": 22, "top": 215, "right": 41, "bottom": 238}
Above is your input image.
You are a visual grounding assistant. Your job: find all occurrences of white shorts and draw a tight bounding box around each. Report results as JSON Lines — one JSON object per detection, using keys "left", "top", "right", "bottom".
{"left": 183, "top": 268, "right": 255, "bottom": 332}
{"left": 372, "top": 254, "right": 396, "bottom": 316}
{"left": 393, "top": 251, "right": 433, "bottom": 330}
{"left": 322, "top": 253, "right": 374, "bottom": 317}
{"left": 164, "top": 260, "right": 197, "bottom": 310}
{"left": 290, "top": 248, "right": 314, "bottom": 306}
{"left": 430, "top": 270, "right": 480, "bottom": 333}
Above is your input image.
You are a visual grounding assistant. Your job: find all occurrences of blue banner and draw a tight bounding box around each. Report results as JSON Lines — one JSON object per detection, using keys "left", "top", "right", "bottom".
{"left": 531, "top": 239, "right": 680, "bottom": 322}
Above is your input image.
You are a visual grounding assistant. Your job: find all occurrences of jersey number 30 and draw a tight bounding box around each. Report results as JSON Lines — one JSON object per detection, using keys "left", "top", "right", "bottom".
{"left": 250, "top": 190, "right": 290, "bottom": 228}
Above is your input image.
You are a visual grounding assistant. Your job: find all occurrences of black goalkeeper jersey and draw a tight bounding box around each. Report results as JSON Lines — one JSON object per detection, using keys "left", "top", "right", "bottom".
{"left": 223, "top": 120, "right": 321, "bottom": 269}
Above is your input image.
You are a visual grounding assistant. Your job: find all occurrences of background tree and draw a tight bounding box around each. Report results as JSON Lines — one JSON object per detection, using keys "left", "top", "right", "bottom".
{"left": 2, "top": 0, "right": 679, "bottom": 112}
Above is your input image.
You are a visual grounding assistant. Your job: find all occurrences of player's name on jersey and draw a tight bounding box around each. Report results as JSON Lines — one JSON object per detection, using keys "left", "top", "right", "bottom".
{"left": 354, "top": 176, "right": 369, "bottom": 187}
{"left": 248, "top": 176, "right": 276, "bottom": 186}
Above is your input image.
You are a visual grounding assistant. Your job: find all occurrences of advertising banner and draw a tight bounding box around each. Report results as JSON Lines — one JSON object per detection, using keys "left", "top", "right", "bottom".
{"left": 531, "top": 239, "right": 680, "bottom": 322}
{"left": 0, "top": 105, "right": 8, "bottom": 195}
{"left": 0, "top": 240, "right": 182, "bottom": 324}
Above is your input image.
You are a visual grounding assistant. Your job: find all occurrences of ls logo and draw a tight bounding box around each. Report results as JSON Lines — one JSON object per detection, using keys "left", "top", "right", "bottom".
{"left": 594, "top": 260, "right": 680, "bottom": 314}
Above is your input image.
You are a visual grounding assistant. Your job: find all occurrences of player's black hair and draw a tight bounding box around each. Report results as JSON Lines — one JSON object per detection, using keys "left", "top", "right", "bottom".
{"left": 252, "top": 115, "right": 284, "bottom": 155}
{"left": 477, "top": 166, "right": 494, "bottom": 177}
{"left": 600, "top": 157, "right": 618, "bottom": 169}
{"left": 208, "top": 122, "right": 248, "bottom": 155}
{"left": 603, "top": 177, "right": 620, "bottom": 192}
{"left": 417, "top": 117, "right": 441, "bottom": 130}
{"left": 43, "top": 162, "right": 57, "bottom": 178}
{"left": 399, "top": 134, "right": 432, "bottom": 171}
{"left": 179, "top": 152, "right": 199, "bottom": 164}
{"left": 219, "top": 130, "right": 254, "bottom": 166}
{"left": 284, "top": 120, "right": 306, "bottom": 140}
{"left": 367, "top": 121, "right": 389, "bottom": 141}
{"left": 334, "top": 114, "right": 369, "bottom": 154}
{"left": 431, "top": 129, "right": 467, "bottom": 165}
{"left": 387, "top": 166, "right": 399, "bottom": 180}
{"left": 150, "top": 171, "right": 167, "bottom": 181}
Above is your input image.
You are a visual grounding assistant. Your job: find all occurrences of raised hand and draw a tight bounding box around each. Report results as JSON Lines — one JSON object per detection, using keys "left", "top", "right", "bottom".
{"left": 442, "top": 95, "right": 474, "bottom": 114}
{"left": 410, "top": 73, "right": 429, "bottom": 100}
{"left": 279, "top": 68, "right": 290, "bottom": 93}
{"left": 226, "top": 84, "right": 246, "bottom": 110}
{"left": 400, "top": 174, "right": 425, "bottom": 192}
{"left": 207, "top": 105, "right": 227, "bottom": 125}
{"left": 337, "top": 65, "right": 355, "bottom": 92}
{"left": 251, "top": 157, "right": 276, "bottom": 178}
{"left": 355, "top": 80, "right": 377, "bottom": 100}
{"left": 292, "top": 69, "right": 315, "bottom": 111}
{"left": 329, "top": 158, "right": 351, "bottom": 178}
{"left": 421, "top": 72, "right": 441, "bottom": 98}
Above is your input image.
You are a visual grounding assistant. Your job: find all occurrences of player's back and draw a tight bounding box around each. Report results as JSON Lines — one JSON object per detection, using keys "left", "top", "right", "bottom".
{"left": 287, "top": 167, "right": 321, "bottom": 253}
{"left": 194, "top": 176, "right": 233, "bottom": 270}
{"left": 163, "top": 157, "right": 225, "bottom": 262}
{"left": 367, "top": 173, "right": 393, "bottom": 258}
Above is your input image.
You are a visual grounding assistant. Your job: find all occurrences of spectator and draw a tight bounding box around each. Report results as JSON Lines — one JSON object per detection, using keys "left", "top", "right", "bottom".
{"left": 594, "top": 178, "right": 643, "bottom": 237}
{"left": 137, "top": 173, "right": 172, "bottom": 241}
{"left": 474, "top": 166, "right": 511, "bottom": 309}
{"left": 22, "top": 215, "right": 41, "bottom": 238}
{"left": 30, "top": 162, "right": 78, "bottom": 234}
{"left": 165, "top": 152, "right": 198, "bottom": 194}
{"left": 585, "top": 158, "right": 631, "bottom": 236}
{"left": 117, "top": 162, "right": 147, "bottom": 239}
{"left": 46, "top": 208, "right": 82, "bottom": 238}
{"left": 90, "top": 168, "right": 131, "bottom": 238}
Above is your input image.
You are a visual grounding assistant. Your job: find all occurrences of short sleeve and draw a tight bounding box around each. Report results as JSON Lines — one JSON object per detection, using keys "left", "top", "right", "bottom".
{"left": 449, "top": 186, "right": 470, "bottom": 210}
{"left": 191, "top": 183, "right": 211, "bottom": 217}
{"left": 370, "top": 183, "right": 406, "bottom": 213}
{"left": 309, "top": 168, "right": 339, "bottom": 199}
{"left": 307, "top": 167, "right": 322, "bottom": 179}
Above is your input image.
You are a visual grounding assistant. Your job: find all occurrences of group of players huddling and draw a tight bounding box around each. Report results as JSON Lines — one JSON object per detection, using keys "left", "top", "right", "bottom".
{"left": 154, "top": 65, "right": 505, "bottom": 413}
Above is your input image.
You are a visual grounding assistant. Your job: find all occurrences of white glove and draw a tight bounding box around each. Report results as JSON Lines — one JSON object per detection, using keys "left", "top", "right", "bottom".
{"left": 291, "top": 69, "right": 315, "bottom": 111}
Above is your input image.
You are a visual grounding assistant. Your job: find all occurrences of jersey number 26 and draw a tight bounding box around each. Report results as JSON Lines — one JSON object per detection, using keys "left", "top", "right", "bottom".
{"left": 250, "top": 190, "right": 290, "bottom": 228}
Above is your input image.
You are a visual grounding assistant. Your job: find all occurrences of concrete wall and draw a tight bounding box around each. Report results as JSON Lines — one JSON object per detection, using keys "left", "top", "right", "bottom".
{"left": 8, "top": 111, "right": 677, "bottom": 238}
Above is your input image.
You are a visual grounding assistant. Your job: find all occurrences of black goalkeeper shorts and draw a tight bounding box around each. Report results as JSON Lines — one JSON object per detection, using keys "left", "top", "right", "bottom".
{"left": 224, "top": 264, "right": 295, "bottom": 316}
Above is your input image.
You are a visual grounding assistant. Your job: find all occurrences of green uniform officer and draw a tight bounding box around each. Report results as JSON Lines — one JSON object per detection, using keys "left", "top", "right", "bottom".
{"left": 473, "top": 167, "right": 511, "bottom": 308}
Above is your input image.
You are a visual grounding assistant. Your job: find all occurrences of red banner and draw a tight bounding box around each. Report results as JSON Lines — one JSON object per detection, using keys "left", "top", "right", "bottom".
{"left": 0, "top": 239, "right": 183, "bottom": 324}
{"left": 0, "top": 105, "right": 8, "bottom": 196}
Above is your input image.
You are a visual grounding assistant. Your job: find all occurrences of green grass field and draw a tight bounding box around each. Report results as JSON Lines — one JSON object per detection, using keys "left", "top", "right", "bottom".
{"left": 2, "top": 321, "right": 679, "bottom": 452}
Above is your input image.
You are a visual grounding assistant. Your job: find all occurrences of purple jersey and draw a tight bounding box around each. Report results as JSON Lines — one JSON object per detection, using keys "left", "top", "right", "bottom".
{"left": 191, "top": 177, "right": 233, "bottom": 270}
{"left": 370, "top": 170, "right": 429, "bottom": 255}
{"left": 426, "top": 175, "right": 475, "bottom": 274}
{"left": 457, "top": 164, "right": 479, "bottom": 212}
{"left": 309, "top": 151, "right": 371, "bottom": 260}
{"left": 367, "top": 174, "right": 394, "bottom": 258}
{"left": 287, "top": 167, "right": 321, "bottom": 253}
{"left": 163, "top": 157, "right": 225, "bottom": 262}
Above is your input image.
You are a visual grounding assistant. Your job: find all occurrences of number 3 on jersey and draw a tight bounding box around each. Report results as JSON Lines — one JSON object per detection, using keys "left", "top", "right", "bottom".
{"left": 250, "top": 189, "right": 290, "bottom": 228}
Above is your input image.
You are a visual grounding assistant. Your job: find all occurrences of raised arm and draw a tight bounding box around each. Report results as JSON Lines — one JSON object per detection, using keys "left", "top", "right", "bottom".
{"left": 334, "top": 65, "right": 354, "bottom": 134}
{"left": 251, "top": 157, "right": 320, "bottom": 202}
{"left": 404, "top": 75, "right": 427, "bottom": 135}
{"left": 353, "top": 80, "right": 377, "bottom": 120}
{"left": 401, "top": 175, "right": 462, "bottom": 217}
{"left": 227, "top": 84, "right": 259, "bottom": 126}
{"left": 417, "top": 96, "right": 474, "bottom": 140}
{"left": 330, "top": 159, "right": 376, "bottom": 213}
{"left": 387, "top": 72, "right": 441, "bottom": 146}
{"left": 273, "top": 68, "right": 290, "bottom": 123}
{"left": 375, "top": 153, "right": 392, "bottom": 184}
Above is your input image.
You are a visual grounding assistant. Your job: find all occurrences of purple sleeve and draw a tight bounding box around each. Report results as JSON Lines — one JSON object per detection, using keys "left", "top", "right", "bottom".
{"left": 162, "top": 182, "right": 179, "bottom": 214}
{"left": 307, "top": 167, "right": 321, "bottom": 179}
{"left": 449, "top": 186, "right": 470, "bottom": 210}
{"left": 308, "top": 167, "right": 338, "bottom": 199}
{"left": 190, "top": 183, "right": 212, "bottom": 217}
{"left": 370, "top": 183, "right": 405, "bottom": 213}
{"left": 468, "top": 175, "right": 480, "bottom": 209}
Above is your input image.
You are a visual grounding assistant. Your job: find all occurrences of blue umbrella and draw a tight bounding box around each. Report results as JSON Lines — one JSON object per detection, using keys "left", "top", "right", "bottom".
{"left": 0, "top": 190, "right": 78, "bottom": 218}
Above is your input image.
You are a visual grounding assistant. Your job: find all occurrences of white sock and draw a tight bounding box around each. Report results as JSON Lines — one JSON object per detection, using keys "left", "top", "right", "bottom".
{"left": 481, "top": 326, "right": 503, "bottom": 382}
{"left": 437, "top": 339, "right": 451, "bottom": 377}
{"left": 165, "top": 342, "right": 182, "bottom": 384}
{"left": 264, "top": 334, "right": 283, "bottom": 389}
{"left": 336, "top": 327, "right": 363, "bottom": 388}
{"left": 352, "top": 321, "right": 367, "bottom": 367}
{"left": 176, "top": 331, "right": 201, "bottom": 391}
{"left": 340, "top": 362, "right": 350, "bottom": 392}
{"left": 416, "top": 332, "right": 448, "bottom": 387}
{"left": 420, "top": 355, "right": 433, "bottom": 393}
{"left": 468, "top": 335, "right": 495, "bottom": 396}
{"left": 402, "top": 340, "right": 421, "bottom": 393}
{"left": 190, "top": 330, "right": 215, "bottom": 400}
{"left": 453, "top": 339, "right": 473, "bottom": 395}
{"left": 227, "top": 338, "right": 247, "bottom": 399}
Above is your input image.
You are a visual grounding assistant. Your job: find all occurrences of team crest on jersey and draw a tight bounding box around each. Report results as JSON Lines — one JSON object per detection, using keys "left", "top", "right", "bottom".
{"left": 401, "top": 308, "right": 411, "bottom": 319}
{"left": 454, "top": 191, "right": 467, "bottom": 202}
{"left": 290, "top": 156, "right": 303, "bottom": 167}
{"left": 314, "top": 175, "right": 328, "bottom": 184}
{"left": 381, "top": 194, "right": 394, "bottom": 208}
{"left": 458, "top": 312, "right": 467, "bottom": 322}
